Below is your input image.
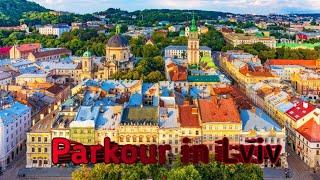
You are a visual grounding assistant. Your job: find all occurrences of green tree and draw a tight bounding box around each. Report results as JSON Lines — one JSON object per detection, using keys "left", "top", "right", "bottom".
{"left": 200, "top": 27, "right": 226, "bottom": 51}
{"left": 235, "top": 28, "right": 244, "bottom": 33}
{"left": 144, "top": 70, "right": 164, "bottom": 82}
{"left": 167, "top": 165, "right": 201, "bottom": 180}
{"left": 142, "top": 44, "right": 160, "bottom": 58}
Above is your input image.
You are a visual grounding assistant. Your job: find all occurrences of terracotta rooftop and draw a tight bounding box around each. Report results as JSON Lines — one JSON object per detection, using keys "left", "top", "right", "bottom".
{"left": 198, "top": 96, "right": 241, "bottom": 123}
{"left": 212, "top": 86, "right": 233, "bottom": 95}
{"left": 167, "top": 63, "right": 187, "bottom": 81}
{"left": 15, "top": 43, "right": 41, "bottom": 52}
{"left": 239, "top": 65, "right": 274, "bottom": 77}
{"left": 178, "top": 103, "right": 200, "bottom": 128}
{"left": 31, "top": 48, "right": 71, "bottom": 58}
{"left": 0, "top": 46, "right": 11, "bottom": 55}
{"left": 46, "top": 84, "right": 68, "bottom": 95}
{"left": 285, "top": 102, "right": 315, "bottom": 121}
{"left": 296, "top": 119, "right": 320, "bottom": 142}
{"left": 266, "top": 59, "right": 319, "bottom": 68}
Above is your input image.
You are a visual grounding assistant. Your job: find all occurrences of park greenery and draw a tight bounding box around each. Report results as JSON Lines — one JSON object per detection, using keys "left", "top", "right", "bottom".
{"left": 222, "top": 42, "right": 320, "bottom": 63}
{"left": 72, "top": 161, "right": 263, "bottom": 180}
{"left": 0, "top": 0, "right": 46, "bottom": 26}
{"left": 21, "top": 12, "right": 97, "bottom": 26}
{"left": 95, "top": 8, "right": 228, "bottom": 26}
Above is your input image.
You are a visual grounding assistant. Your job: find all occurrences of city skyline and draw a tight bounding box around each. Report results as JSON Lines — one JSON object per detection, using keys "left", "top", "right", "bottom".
{"left": 31, "top": 0, "right": 320, "bottom": 15}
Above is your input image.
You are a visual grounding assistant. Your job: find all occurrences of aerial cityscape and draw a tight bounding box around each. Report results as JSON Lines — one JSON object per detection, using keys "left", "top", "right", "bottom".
{"left": 0, "top": 0, "right": 320, "bottom": 179}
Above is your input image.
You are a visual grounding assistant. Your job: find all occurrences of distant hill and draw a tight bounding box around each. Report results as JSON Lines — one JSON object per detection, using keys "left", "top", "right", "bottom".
{"left": 0, "top": 0, "right": 48, "bottom": 26}
{"left": 0, "top": 0, "right": 98, "bottom": 27}
{"left": 294, "top": 14, "right": 320, "bottom": 18}
{"left": 95, "top": 8, "right": 229, "bottom": 26}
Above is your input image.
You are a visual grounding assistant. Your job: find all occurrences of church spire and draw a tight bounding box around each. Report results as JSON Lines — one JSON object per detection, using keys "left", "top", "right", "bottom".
{"left": 190, "top": 12, "right": 197, "bottom": 32}
{"left": 116, "top": 24, "right": 121, "bottom": 34}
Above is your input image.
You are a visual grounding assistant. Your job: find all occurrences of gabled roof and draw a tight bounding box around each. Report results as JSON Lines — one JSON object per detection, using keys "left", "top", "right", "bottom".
{"left": 178, "top": 103, "right": 200, "bottom": 128}
{"left": 0, "top": 46, "right": 11, "bottom": 55}
{"left": 241, "top": 108, "right": 281, "bottom": 132}
{"left": 285, "top": 102, "right": 315, "bottom": 121}
{"left": 297, "top": 119, "right": 320, "bottom": 142}
{"left": 14, "top": 43, "right": 41, "bottom": 52}
{"left": 31, "top": 48, "right": 71, "bottom": 58}
{"left": 198, "top": 97, "right": 241, "bottom": 123}
{"left": 266, "top": 59, "right": 319, "bottom": 68}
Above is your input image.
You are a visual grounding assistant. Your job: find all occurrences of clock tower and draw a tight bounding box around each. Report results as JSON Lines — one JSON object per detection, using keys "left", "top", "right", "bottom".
{"left": 187, "top": 15, "right": 200, "bottom": 65}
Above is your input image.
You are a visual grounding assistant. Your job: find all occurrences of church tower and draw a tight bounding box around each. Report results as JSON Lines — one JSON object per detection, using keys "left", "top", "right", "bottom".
{"left": 187, "top": 15, "right": 200, "bottom": 65}
{"left": 81, "top": 50, "right": 93, "bottom": 79}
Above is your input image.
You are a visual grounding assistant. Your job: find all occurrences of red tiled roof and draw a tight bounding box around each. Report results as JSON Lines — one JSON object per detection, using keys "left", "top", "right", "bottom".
{"left": 239, "top": 64, "right": 274, "bottom": 77}
{"left": 15, "top": 43, "right": 41, "bottom": 53}
{"left": 0, "top": 46, "right": 11, "bottom": 55}
{"left": 198, "top": 97, "right": 241, "bottom": 123}
{"left": 46, "top": 84, "right": 67, "bottom": 95}
{"left": 31, "top": 48, "right": 71, "bottom": 58}
{"left": 178, "top": 104, "right": 200, "bottom": 128}
{"left": 167, "top": 63, "right": 187, "bottom": 81}
{"left": 266, "top": 59, "right": 319, "bottom": 68}
{"left": 297, "top": 119, "right": 320, "bottom": 142}
{"left": 212, "top": 86, "right": 233, "bottom": 95}
{"left": 285, "top": 102, "right": 315, "bottom": 121}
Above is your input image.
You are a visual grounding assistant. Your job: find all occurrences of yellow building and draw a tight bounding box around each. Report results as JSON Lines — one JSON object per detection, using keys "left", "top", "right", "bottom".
{"left": 178, "top": 102, "right": 202, "bottom": 145}
{"left": 240, "top": 108, "right": 287, "bottom": 168}
{"left": 198, "top": 97, "right": 242, "bottom": 151}
{"left": 159, "top": 107, "right": 181, "bottom": 154}
{"left": 15, "top": 73, "right": 49, "bottom": 86}
{"left": 219, "top": 52, "right": 279, "bottom": 90}
{"left": 26, "top": 116, "right": 53, "bottom": 168}
{"left": 223, "top": 33, "right": 276, "bottom": 48}
{"left": 291, "top": 70, "right": 320, "bottom": 96}
{"left": 118, "top": 107, "right": 159, "bottom": 145}
{"left": 295, "top": 118, "right": 320, "bottom": 169}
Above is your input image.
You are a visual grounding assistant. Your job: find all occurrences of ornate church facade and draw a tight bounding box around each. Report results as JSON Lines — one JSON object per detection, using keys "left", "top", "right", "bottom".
{"left": 80, "top": 25, "right": 134, "bottom": 81}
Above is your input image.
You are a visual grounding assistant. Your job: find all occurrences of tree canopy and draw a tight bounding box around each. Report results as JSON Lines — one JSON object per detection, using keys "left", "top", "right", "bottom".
{"left": 72, "top": 162, "right": 263, "bottom": 180}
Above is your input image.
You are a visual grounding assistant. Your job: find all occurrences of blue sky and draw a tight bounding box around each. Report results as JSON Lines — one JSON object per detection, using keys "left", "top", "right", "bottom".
{"left": 31, "top": 0, "right": 320, "bottom": 15}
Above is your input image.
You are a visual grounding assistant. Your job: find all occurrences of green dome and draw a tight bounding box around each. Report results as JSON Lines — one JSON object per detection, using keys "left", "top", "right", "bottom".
{"left": 83, "top": 51, "right": 92, "bottom": 58}
{"left": 190, "top": 15, "right": 198, "bottom": 32}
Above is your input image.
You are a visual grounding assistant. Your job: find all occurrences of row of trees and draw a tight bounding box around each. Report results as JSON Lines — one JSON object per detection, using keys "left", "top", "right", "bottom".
{"left": 222, "top": 42, "right": 320, "bottom": 63}
{"left": 72, "top": 162, "right": 263, "bottom": 180}
{"left": 0, "top": 29, "right": 111, "bottom": 56}
{"left": 21, "top": 12, "right": 97, "bottom": 26}
{"left": 96, "top": 8, "right": 228, "bottom": 26}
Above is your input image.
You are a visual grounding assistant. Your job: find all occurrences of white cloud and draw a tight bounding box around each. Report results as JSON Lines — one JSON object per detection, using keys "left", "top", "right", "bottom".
{"left": 30, "top": 0, "right": 320, "bottom": 14}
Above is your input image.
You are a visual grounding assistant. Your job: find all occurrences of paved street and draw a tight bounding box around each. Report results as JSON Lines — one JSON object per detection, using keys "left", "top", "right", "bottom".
{"left": 0, "top": 150, "right": 26, "bottom": 180}
{"left": 287, "top": 146, "right": 320, "bottom": 180}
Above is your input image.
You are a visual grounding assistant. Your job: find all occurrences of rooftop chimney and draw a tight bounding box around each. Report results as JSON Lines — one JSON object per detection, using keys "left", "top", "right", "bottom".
{"left": 303, "top": 102, "right": 308, "bottom": 109}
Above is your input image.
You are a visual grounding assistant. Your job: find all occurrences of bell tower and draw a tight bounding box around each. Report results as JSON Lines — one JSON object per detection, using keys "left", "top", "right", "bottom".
{"left": 81, "top": 50, "right": 93, "bottom": 79}
{"left": 187, "top": 14, "right": 200, "bottom": 65}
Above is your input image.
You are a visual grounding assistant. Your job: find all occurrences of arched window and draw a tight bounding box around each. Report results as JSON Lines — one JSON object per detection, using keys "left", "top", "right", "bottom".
{"left": 120, "top": 136, "right": 124, "bottom": 142}
{"left": 139, "top": 136, "right": 143, "bottom": 142}
{"left": 126, "top": 136, "right": 131, "bottom": 142}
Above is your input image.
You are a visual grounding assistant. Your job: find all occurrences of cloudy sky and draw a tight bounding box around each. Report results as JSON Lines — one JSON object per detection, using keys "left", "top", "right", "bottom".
{"left": 30, "top": 0, "right": 320, "bottom": 15}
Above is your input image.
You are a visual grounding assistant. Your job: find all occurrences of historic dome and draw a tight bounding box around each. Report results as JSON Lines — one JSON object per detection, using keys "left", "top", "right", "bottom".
{"left": 107, "top": 35, "right": 129, "bottom": 48}
{"left": 83, "top": 50, "right": 92, "bottom": 58}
